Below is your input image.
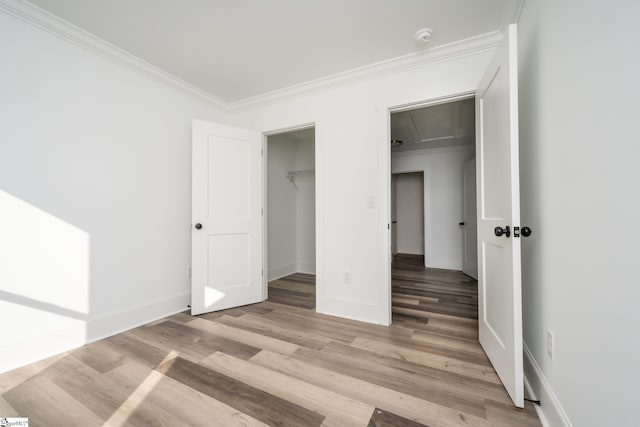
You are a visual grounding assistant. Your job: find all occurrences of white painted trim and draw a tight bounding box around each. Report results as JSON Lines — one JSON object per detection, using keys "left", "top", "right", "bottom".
{"left": 514, "top": 0, "right": 527, "bottom": 24}
{"left": 394, "top": 250, "right": 424, "bottom": 256}
{"left": 391, "top": 145, "right": 474, "bottom": 158}
{"left": 381, "top": 108, "right": 393, "bottom": 326}
{"left": 231, "top": 32, "right": 502, "bottom": 110}
{"left": 262, "top": 134, "right": 269, "bottom": 300}
{"left": 0, "top": 291, "right": 190, "bottom": 374}
{"left": 0, "top": 0, "right": 227, "bottom": 108}
{"left": 523, "top": 343, "right": 573, "bottom": 427}
{"left": 320, "top": 307, "right": 388, "bottom": 326}
{"left": 296, "top": 262, "right": 315, "bottom": 275}
{"left": 314, "top": 120, "right": 326, "bottom": 316}
{"left": 263, "top": 122, "right": 316, "bottom": 137}
{"left": 324, "top": 295, "right": 378, "bottom": 306}
{"left": 268, "top": 263, "right": 298, "bottom": 281}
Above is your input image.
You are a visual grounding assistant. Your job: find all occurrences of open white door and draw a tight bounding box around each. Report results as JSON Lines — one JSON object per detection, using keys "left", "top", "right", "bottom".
{"left": 475, "top": 24, "right": 523, "bottom": 407}
{"left": 191, "top": 120, "right": 263, "bottom": 315}
{"left": 462, "top": 157, "right": 478, "bottom": 279}
{"left": 390, "top": 174, "right": 398, "bottom": 256}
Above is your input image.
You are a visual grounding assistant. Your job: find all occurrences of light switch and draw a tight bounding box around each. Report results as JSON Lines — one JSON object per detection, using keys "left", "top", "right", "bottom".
{"left": 367, "top": 195, "right": 376, "bottom": 209}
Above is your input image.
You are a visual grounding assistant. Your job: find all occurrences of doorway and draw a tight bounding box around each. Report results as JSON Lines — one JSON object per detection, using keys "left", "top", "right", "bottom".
{"left": 391, "top": 172, "right": 425, "bottom": 259}
{"left": 265, "top": 127, "right": 316, "bottom": 309}
{"left": 389, "top": 96, "right": 477, "bottom": 327}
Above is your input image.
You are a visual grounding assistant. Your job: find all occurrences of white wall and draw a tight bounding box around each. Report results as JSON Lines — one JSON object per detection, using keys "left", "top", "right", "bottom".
{"left": 266, "top": 134, "right": 315, "bottom": 279}
{"left": 294, "top": 140, "right": 316, "bottom": 274}
{"left": 394, "top": 172, "right": 424, "bottom": 255}
{"left": 392, "top": 148, "right": 474, "bottom": 270}
{"left": 518, "top": 1, "right": 640, "bottom": 425}
{"left": 0, "top": 11, "right": 230, "bottom": 373}
{"left": 237, "top": 50, "right": 493, "bottom": 324}
{"left": 266, "top": 136, "right": 297, "bottom": 279}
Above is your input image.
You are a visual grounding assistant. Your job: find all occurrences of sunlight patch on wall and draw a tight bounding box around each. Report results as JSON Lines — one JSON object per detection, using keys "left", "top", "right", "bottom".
{"left": 0, "top": 190, "right": 90, "bottom": 344}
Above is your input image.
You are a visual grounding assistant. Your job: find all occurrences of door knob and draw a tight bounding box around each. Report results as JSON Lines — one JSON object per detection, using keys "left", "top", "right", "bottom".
{"left": 459, "top": 222, "right": 465, "bottom": 226}
{"left": 494, "top": 226, "right": 511, "bottom": 238}
{"left": 194, "top": 223, "right": 203, "bottom": 230}
{"left": 521, "top": 226, "right": 532, "bottom": 237}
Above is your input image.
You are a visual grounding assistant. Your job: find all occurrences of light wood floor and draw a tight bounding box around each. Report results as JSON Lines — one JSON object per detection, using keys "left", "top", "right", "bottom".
{"left": 0, "top": 255, "right": 541, "bottom": 426}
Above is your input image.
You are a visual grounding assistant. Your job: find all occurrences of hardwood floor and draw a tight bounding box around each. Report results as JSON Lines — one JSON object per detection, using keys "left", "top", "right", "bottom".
{"left": 392, "top": 254, "right": 479, "bottom": 340}
{"left": 267, "top": 273, "right": 316, "bottom": 310}
{"left": 0, "top": 261, "right": 540, "bottom": 426}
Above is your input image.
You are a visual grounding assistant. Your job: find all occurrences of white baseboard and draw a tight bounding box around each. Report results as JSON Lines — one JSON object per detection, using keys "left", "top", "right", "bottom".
{"left": 425, "top": 260, "right": 463, "bottom": 271}
{"left": 397, "top": 249, "right": 424, "bottom": 256}
{"left": 296, "top": 262, "right": 316, "bottom": 275}
{"left": 523, "top": 342, "right": 573, "bottom": 427}
{"left": 268, "top": 263, "right": 297, "bottom": 281}
{"left": 0, "top": 291, "right": 189, "bottom": 374}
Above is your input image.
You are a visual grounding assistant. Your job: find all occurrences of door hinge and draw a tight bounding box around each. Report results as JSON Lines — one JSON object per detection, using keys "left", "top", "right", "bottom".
{"left": 514, "top": 226, "right": 520, "bottom": 238}
{"left": 261, "top": 148, "right": 264, "bottom": 155}
{"left": 261, "top": 208, "right": 263, "bottom": 216}
{"left": 261, "top": 269, "right": 263, "bottom": 276}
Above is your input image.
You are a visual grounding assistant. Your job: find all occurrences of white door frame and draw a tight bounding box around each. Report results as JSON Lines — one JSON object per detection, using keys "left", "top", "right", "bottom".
{"left": 262, "top": 122, "right": 319, "bottom": 307}
{"left": 385, "top": 91, "right": 476, "bottom": 320}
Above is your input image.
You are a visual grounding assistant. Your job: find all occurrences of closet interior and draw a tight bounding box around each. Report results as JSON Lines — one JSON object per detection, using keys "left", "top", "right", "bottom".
{"left": 266, "top": 127, "right": 316, "bottom": 284}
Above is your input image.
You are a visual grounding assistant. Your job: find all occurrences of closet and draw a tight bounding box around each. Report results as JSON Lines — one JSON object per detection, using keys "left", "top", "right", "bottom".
{"left": 266, "top": 128, "right": 316, "bottom": 281}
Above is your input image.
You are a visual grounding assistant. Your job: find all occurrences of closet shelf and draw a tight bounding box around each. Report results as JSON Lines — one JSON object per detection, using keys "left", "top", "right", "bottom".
{"left": 286, "top": 169, "right": 315, "bottom": 191}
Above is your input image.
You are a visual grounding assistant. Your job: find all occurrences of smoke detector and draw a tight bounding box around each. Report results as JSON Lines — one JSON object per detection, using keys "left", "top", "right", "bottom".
{"left": 415, "top": 28, "right": 433, "bottom": 45}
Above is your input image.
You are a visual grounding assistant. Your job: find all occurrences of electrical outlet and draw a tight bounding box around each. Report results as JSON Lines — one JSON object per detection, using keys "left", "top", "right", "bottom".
{"left": 343, "top": 272, "right": 351, "bottom": 284}
{"left": 547, "top": 330, "right": 555, "bottom": 360}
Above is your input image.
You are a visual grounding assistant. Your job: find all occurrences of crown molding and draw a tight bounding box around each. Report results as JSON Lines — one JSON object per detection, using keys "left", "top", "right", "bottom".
{"left": 1, "top": 0, "right": 502, "bottom": 112}
{"left": 229, "top": 31, "right": 503, "bottom": 110}
{"left": 0, "top": 0, "right": 228, "bottom": 109}
{"left": 514, "top": 0, "right": 527, "bottom": 24}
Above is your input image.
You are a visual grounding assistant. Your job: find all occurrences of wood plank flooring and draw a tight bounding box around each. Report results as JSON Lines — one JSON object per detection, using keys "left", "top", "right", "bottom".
{"left": 0, "top": 260, "right": 540, "bottom": 426}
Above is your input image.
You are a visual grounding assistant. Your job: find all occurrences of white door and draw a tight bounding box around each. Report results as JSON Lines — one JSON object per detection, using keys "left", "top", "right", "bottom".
{"left": 462, "top": 157, "right": 478, "bottom": 279}
{"left": 390, "top": 174, "right": 398, "bottom": 256}
{"left": 191, "top": 120, "right": 263, "bottom": 315}
{"left": 475, "top": 24, "right": 523, "bottom": 407}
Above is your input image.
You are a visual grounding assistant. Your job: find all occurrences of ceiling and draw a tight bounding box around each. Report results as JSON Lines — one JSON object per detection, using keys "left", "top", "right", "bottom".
{"left": 391, "top": 98, "right": 475, "bottom": 152}
{"left": 28, "top": 0, "right": 519, "bottom": 103}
